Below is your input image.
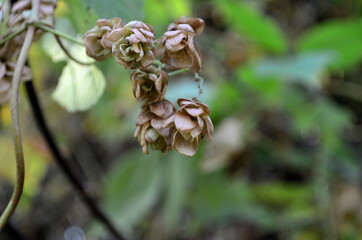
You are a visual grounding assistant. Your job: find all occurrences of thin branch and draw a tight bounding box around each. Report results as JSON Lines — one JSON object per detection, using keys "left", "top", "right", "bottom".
{"left": 0, "top": 22, "right": 35, "bottom": 232}
{"left": 54, "top": 35, "right": 92, "bottom": 65}
{"left": 24, "top": 81, "right": 127, "bottom": 240}
{"left": 167, "top": 68, "right": 190, "bottom": 76}
{"left": 34, "top": 21, "right": 84, "bottom": 46}
{"left": 153, "top": 60, "right": 165, "bottom": 69}
{"left": 0, "top": 25, "right": 28, "bottom": 46}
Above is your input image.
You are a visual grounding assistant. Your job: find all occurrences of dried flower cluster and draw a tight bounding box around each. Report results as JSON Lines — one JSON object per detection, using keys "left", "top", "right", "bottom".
{"left": 0, "top": 0, "right": 57, "bottom": 105}
{"left": 84, "top": 16, "right": 213, "bottom": 156}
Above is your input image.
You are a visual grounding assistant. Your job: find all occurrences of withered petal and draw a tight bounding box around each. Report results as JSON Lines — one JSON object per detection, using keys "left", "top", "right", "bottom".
{"left": 173, "top": 131, "right": 198, "bottom": 156}
{"left": 174, "top": 111, "right": 198, "bottom": 132}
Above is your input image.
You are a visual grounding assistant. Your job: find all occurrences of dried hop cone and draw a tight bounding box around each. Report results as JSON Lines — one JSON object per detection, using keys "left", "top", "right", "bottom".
{"left": 108, "top": 20, "right": 155, "bottom": 69}
{"left": 134, "top": 100, "right": 176, "bottom": 154}
{"left": 0, "top": 61, "right": 32, "bottom": 105}
{"left": 155, "top": 16, "right": 204, "bottom": 72}
{"left": 130, "top": 66, "right": 168, "bottom": 102}
{"left": 84, "top": 18, "right": 124, "bottom": 61}
{"left": 7, "top": 0, "right": 57, "bottom": 44}
{"left": 164, "top": 98, "right": 214, "bottom": 156}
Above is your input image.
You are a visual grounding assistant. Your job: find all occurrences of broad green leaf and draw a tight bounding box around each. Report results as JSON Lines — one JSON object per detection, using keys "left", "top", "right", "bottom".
{"left": 215, "top": 0, "right": 287, "bottom": 54}
{"left": 238, "top": 64, "right": 283, "bottom": 105}
{"left": 52, "top": 62, "right": 106, "bottom": 112}
{"left": 297, "top": 18, "right": 362, "bottom": 69}
{"left": 63, "top": 0, "right": 98, "bottom": 33}
{"left": 163, "top": 152, "right": 191, "bottom": 233}
{"left": 104, "top": 151, "right": 162, "bottom": 236}
{"left": 253, "top": 52, "right": 335, "bottom": 86}
{"left": 189, "top": 174, "right": 275, "bottom": 230}
{"left": 79, "top": 0, "right": 144, "bottom": 23}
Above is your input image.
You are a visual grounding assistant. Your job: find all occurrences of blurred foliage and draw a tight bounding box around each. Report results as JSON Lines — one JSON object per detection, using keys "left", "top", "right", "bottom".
{"left": 1, "top": 0, "right": 362, "bottom": 239}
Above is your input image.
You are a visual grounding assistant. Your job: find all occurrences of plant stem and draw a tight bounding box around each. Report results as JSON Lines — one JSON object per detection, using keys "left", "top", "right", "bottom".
{"left": 0, "top": 24, "right": 35, "bottom": 231}
{"left": 168, "top": 68, "right": 190, "bottom": 76}
{"left": 53, "top": 35, "right": 92, "bottom": 65}
{"left": 24, "top": 81, "right": 127, "bottom": 240}
{"left": 153, "top": 60, "right": 165, "bottom": 69}
{"left": 34, "top": 21, "right": 84, "bottom": 46}
{"left": 0, "top": 25, "right": 28, "bottom": 46}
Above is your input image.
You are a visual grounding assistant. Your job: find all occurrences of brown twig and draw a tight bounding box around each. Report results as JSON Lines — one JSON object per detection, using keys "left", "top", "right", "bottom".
{"left": 25, "top": 81, "right": 127, "bottom": 240}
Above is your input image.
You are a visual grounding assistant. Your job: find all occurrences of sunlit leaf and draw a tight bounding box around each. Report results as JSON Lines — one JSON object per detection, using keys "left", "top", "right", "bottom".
{"left": 215, "top": 0, "right": 287, "bottom": 54}
{"left": 297, "top": 18, "right": 362, "bottom": 69}
{"left": 52, "top": 62, "right": 106, "bottom": 112}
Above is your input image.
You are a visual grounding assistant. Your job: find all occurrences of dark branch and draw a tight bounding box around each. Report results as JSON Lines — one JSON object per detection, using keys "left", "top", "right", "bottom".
{"left": 24, "top": 81, "right": 127, "bottom": 240}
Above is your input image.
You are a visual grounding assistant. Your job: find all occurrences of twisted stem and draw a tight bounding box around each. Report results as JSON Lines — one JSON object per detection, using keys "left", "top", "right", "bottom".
{"left": 0, "top": 21, "right": 35, "bottom": 232}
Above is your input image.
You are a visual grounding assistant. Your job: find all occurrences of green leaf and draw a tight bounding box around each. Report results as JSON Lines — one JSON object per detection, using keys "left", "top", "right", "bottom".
{"left": 52, "top": 62, "right": 106, "bottom": 112}
{"left": 163, "top": 152, "right": 191, "bottom": 233}
{"left": 63, "top": 0, "right": 99, "bottom": 33}
{"left": 104, "top": 151, "right": 162, "bottom": 236}
{"left": 252, "top": 52, "right": 335, "bottom": 87}
{"left": 79, "top": 0, "right": 144, "bottom": 23}
{"left": 144, "top": 0, "right": 190, "bottom": 36}
{"left": 190, "top": 174, "right": 275, "bottom": 230}
{"left": 215, "top": 0, "right": 287, "bottom": 54}
{"left": 297, "top": 18, "right": 362, "bottom": 69}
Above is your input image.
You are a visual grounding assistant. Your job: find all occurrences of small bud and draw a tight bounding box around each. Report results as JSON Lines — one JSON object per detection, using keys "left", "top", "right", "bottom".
{"left": 130, "top": 66, "right": 168, "bottom": 102}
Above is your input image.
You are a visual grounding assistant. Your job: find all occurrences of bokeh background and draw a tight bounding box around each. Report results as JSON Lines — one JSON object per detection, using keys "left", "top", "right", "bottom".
{"left": 1, "top": 0, "right": 362, "bottom": 239}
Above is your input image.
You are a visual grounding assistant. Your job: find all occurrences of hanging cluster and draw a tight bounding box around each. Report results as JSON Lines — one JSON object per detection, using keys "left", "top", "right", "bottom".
{"left": 84, "top": 16, "right": 214, "bottom": 156}
{"left": 0, "top": 0, "right": 57, "bottom": 104}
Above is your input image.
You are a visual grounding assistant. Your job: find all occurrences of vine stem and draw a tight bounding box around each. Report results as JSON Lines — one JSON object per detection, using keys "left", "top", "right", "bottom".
{"left": 0, "top": 21, "right": 35, "bottom": 232}
{"left": 0, "top": 25, "right": 28, "bottom": 46}
{"left": 24, "top": 82, "right": 127, "bottom": 240}
{"left": 34, "top": 21, "right": 84, "bottom": 46}
{"left": 168, "top": 68, "right": 189, "bottom": 76}
{"left": 53, "top": 35, "right": 92, "bottom": 65}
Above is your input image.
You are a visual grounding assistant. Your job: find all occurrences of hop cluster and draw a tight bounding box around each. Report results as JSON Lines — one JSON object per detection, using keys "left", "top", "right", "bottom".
{"left": 0, "top": 0, "right": 57, "bottom": 105}
{"left": 7, "top": 0, "right": 57, "bottom": 45}
{"left": 84, "top": 16, "right": 213, "bottom": 156}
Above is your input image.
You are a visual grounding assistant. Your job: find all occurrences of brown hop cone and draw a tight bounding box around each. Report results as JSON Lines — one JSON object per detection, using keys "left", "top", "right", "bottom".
{"left": 6, "top": 0, "right": 57, "bottom": 44}
{"left": 0, "top": 61, "right": 32, "bottom": 105}
{"left": 155, "top": 16, "right": 204, "bottom": 73}
{"left": 130, "top": 66, "right": 168, "bottom": 103}
{"left": 84, "top": 17, "right": 124, "bottom": 61}
{"left": 134, "top": 100, "right": 175, "bottom": 154}
{"left": 108, "top": 20, "right": 155, "bottom": 69}
{"left": 164, "top": 98, "right": 214, "bottom": 156}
